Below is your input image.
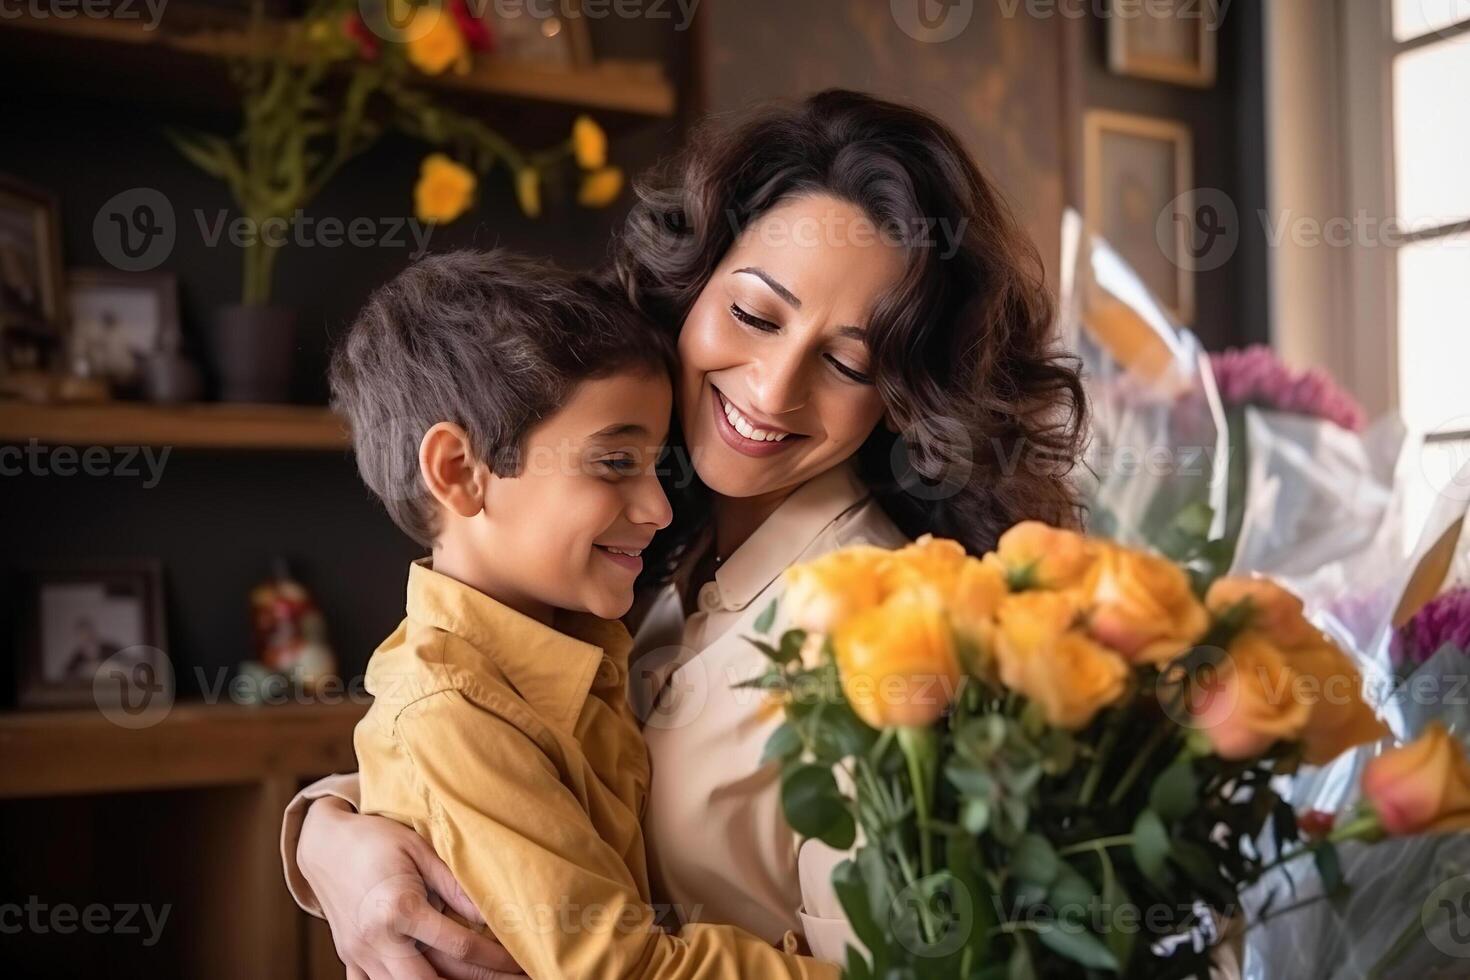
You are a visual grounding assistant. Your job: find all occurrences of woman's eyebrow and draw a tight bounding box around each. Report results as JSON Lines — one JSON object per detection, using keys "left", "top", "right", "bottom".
{"left": 734, "top": 267, "right": 801, "bottom": 309}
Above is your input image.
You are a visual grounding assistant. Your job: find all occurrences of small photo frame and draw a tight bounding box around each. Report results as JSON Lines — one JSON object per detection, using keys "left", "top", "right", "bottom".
{"left": 14, "top": 561, "right": 168, "bottom": 709}
{"left": 66, "top": 269, "right": 180, "bottom": 393}
{"left": 0, "top": 174, "right": 65, "bottom": 338}
{"left": 1108, "top": 0, "right": 1218, "bottom": 88}
{"left": 488, "top": 0, "right": 593, "bottom": 68}
{"left": 1084, "top": 110, "right": 1195, "bottom": 325}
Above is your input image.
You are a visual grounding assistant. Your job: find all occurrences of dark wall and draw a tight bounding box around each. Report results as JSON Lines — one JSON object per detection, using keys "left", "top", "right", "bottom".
{"left": 1063, "top": 0, "right": 1268, "bottom": 351}
{"left": 0, "top": 10, "right": 693, "bottom": 699}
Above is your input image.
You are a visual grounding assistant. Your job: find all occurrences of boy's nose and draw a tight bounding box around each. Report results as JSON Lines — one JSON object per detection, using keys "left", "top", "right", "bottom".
{"left": 629, "top": 474, "right": 673, "bottom": 531}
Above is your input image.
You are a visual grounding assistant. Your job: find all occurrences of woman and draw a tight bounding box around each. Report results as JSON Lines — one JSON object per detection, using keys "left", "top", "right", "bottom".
{"left": 283, "top": 89, "right": 1086, "bottom": 979}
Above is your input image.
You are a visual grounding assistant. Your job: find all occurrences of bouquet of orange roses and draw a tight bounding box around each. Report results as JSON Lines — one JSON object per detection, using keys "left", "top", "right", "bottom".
{"left": 744, "top": 524, "right": 1470, "bottom": 978}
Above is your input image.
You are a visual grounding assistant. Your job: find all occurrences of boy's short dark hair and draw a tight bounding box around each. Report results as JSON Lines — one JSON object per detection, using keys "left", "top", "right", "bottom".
{"left": 331, "top": 249, "right": 674, "bottom": 546}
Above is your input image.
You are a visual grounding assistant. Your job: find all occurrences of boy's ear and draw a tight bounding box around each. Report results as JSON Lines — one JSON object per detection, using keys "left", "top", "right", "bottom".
{"left": 419, "top": 422, "right": 485, "bottom": 519}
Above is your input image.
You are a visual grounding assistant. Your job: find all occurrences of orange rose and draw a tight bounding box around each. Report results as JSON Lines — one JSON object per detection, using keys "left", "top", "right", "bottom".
{"left": 886, "top": 535, "right": 969, "bottom": 599}
{"left": 782, "top": 546, "right": 893, "bottom": 635}
{"left": 1362, "top": 722, "right": 1470, "bottom": 835}
{"left": 1290, "top": 641, "right": 1389, "bottom": 765}
{"left": 948, "top": 557, "right": 1009, "bottom": 669}
{"left": 1193, "top": 632, "right": 1310, "bottom": 759}
{"left": 994, "top": 591, "right": 1126, "bottom": 729}
{"left": 1084, "top": 544, "right": 1209, "bottom": 665}
{"left": 833, "top": 591, "right": 962, "bottom": 729}
{"left": 984, "top": 521, "right": 1097, "bottom": 591}
{"left": 1206, "top": 576, "right": 1321, "bottom": 649}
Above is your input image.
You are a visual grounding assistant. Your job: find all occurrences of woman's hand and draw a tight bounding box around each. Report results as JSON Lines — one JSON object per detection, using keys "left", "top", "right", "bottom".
{"left": 299, "top": 797, "right": 523, "bottom": 980}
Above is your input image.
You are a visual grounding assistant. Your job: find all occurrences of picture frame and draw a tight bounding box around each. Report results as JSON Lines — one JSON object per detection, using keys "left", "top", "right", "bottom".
{"left": 0, "top": 173, "right": 66, "bottom": 348}
{"left": 1108, "top": 0, "right": 1218, "bottom": 88}
{"left": 65, "top": 269, "right": 181, "bottom": 394}
{"left": 1083, "top": 110, "right": 1195, "bottom": 325}
{"left": 488, "top": 0, "right": 594, "bottom": 69}
{"left": 14, "top": 560, "right": 168, "bottom": 710}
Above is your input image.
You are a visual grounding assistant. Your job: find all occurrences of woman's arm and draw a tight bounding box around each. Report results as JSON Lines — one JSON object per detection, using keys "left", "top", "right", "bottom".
{"left": 286, "top": 776, "right": 521, "bottom": 980}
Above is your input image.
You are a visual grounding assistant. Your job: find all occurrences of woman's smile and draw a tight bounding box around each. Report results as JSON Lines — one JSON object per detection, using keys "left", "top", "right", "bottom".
{"left": 710, "top": 383, "right": 807, "bottom": 457}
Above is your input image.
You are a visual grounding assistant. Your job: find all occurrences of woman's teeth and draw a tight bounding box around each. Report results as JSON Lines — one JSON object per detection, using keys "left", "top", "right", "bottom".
{"left": 722, "top": 396, "right": 790, "bottom": 442}
{"left": 603, "top": 546, "right": 642, "bottom": 556}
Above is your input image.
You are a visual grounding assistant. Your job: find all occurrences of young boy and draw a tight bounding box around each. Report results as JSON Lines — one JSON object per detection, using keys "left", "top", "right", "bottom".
{"left": 336, "top": 251, "right": 832, "bottom": 979}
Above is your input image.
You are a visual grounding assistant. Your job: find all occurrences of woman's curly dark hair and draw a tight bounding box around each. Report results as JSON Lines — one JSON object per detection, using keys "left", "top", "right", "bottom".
{"left": 609, "top": 89, "right": 1088, "bottom": 585}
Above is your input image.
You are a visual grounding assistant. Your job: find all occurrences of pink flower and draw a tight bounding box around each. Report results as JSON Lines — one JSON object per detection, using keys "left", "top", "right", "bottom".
{"left": 1209, "top": 345, "right": 1367, "bottom": 432}
{"left": 1393, "top": 587, "right": 1470, "bottom": 669}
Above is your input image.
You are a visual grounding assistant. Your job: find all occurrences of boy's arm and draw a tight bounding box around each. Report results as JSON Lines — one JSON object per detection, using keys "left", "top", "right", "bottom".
{"left": 280, "top": 772, "right": 361, "bottom": 915}
{"left": 397, "top": 690, "right": 838, "bottom": 980}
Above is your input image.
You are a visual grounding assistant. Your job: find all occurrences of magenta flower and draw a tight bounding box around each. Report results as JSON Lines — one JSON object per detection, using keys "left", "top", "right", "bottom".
{"left": 1209, "top": 345, "right": 1368, "bottom": 432}
{"left": 1393, "top": 587, "right": 1470, "bottom": 669}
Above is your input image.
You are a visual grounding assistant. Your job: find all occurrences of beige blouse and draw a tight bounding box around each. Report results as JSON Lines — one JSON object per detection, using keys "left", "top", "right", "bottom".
{"left": 280, "top": 463, "right": 906, "bottom": 965}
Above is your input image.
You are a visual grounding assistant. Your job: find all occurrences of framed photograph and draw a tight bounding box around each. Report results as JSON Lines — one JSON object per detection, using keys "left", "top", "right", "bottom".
{"left": 66, "top": 269, "right": 180, "bottom": 392}
{"left": 1084, "top": 110, "right": 1195, "bottom": 325}
{"left": 14, "top": 561, "right": 168, "bottom": 709}
{"left": 0, "top": 174, "right": 65, "bottom": 337}
{"left": 488, "top": 0, "right": 593, "bottom": 68}
{"left": 1108, "top": 0, "right": 1218, "bottom": 88}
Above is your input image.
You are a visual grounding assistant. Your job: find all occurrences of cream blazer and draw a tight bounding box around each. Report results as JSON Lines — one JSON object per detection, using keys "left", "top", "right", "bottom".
{"left": 280, "top": 463, "right": 903, "bottom": 965}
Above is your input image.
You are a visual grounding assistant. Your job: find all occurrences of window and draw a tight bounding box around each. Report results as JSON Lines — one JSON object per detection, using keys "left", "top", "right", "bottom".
{"left": 1385, "top": 2, "right": 1470, "bottom": 529}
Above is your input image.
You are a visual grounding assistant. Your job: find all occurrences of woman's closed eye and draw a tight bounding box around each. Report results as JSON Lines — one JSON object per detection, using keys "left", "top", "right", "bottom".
{"left": 729, "top": 303, "right": 778, "bottom": 332}
{"left": 732, "top": 302, "right": 873, "bottom": 384}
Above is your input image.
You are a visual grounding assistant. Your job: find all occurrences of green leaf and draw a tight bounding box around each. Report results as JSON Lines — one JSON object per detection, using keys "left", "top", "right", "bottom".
{"left": 1314, "top": 842, "right": 1344, "bottom": 896}
{"left": 812, "top": 701, "right": 878, "bottom": 762}
{"left": 1011, "top": 834, "right": 1060, "bottom": 887}
{"left": 1035, "top": 920, "right": 1120, "bottom": 972}
{"left": 760, "top": 722, "right": 801, "bottom": 765}
{"left": 777, "top": 628, "right": 808, "bottom": 665}
{"left": 945, "top": 760, "right": 996, "bottom": 799}
{"left": 961, "top": 798, "right": 991, "bottom": 834}
{"left": 1048, "top": 863, "right": 1095, "bottom": 920}
{"left": 1099, "top": 849, "right": 1135, "bottom": 971}
{"left": 1007, "top": 938, "right": 1037, "bottom": 980}
{"left": 1132, "top": 810, "right": 1171, "bottom": 890}
{"left": 753, "top": 598, "right": 778, "bottom": 633}
{"left": 831, "top": 860, "right": 884, "bottom": 960}
{"left": 780, "top": 764, "right": 855, "bottom": 849}
{"left": 745, "top": 637, "right": 781, "bottom": 662}
{"left": 1149, "top": 759, "right": 1199, "bottom": 823}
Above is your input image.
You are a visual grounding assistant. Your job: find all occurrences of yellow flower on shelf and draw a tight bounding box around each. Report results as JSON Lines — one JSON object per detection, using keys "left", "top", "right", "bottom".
{"left": 572, "top": 114, "right": 608, "bottom": 170}
{"left": 413, "top": 154, "right": 476, "bottom": 225}
{"left": 578, "top": 166, "right": 625, "bottom": 208}
{"left": 516, "top": 168, "right": 542, "bottom": 218}
{"left": 406, "top": 6, "right": 469, "bottom": 76}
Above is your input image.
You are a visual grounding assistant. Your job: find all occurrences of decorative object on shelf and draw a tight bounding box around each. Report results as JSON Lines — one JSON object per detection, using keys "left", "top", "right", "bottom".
{"left": 168, "top": 0, "right": 625, "bottom": 403}
{"left": 1083, "top": 110, "right": 1195, "bottom": 325}
{"left": 65, "top": 268, "right": 183, "bottom": 400}
{"left": 13, "top": 560, "right": 168, "bottom": 710}
{"left": 1108, "top": 0, "right": 1218, "bottom": 88}
{"left": 485, "top": 0, "right": 593, "bottom": 68}
{"left": 248, "top": 559, "right": 338, "bottom": 694}
{"left": 0, "top": 174, "right": 66, "bottom": 401}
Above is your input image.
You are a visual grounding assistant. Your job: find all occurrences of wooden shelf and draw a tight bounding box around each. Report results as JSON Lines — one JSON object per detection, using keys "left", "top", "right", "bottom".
{"left": 0, "top": 401, "right": 350, "bottom": 450}
{"left": 3, "top": 13, "right": 675, "bottom": 117}
{"left": 0, "top": 699, "right": 365, "bottom": 799}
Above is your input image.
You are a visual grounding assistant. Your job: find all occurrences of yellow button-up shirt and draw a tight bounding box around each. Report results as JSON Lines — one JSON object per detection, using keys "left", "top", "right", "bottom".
{"left": 355, "top": 562, "right": 833, "bottom": 980}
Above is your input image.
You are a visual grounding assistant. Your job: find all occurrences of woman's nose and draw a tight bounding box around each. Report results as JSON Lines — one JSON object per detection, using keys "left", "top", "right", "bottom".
{"left": 747, "top": 342, "right": 810, "bottom": 417}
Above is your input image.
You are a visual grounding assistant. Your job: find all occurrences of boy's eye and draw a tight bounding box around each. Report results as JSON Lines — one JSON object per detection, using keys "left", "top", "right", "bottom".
{"left": 730, "top": 303, "right": 778, "bottom": 332}
{"left": 598, "top": 456, "right": 638, "bottom": 474}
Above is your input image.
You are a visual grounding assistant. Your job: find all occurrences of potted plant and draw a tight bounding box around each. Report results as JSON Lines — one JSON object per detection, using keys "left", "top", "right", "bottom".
{"left": 170, "top": 0, "right": 625, "bottom": 402}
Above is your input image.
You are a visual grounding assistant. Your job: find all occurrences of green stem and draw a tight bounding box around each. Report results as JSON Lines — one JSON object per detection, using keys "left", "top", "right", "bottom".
{"left": 1106, "top": 722, "right": 1176, "bottom": 806}
{"left": 1079, "top": 714, "right": 1123, "bottom": 805}
{"left": 898, "top": 726, "right": 936, "bottom": 879}
{"left": 1058, "top": 834, "right": 1135, "bottom": 858}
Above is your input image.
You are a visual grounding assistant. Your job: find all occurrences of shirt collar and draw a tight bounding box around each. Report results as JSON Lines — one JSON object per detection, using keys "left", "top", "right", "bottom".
{"left": 404, "top": 561, "right": 632, "bottom": 729}
{"left": 713, "top": 463, "right": 872, "bottom": 611}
